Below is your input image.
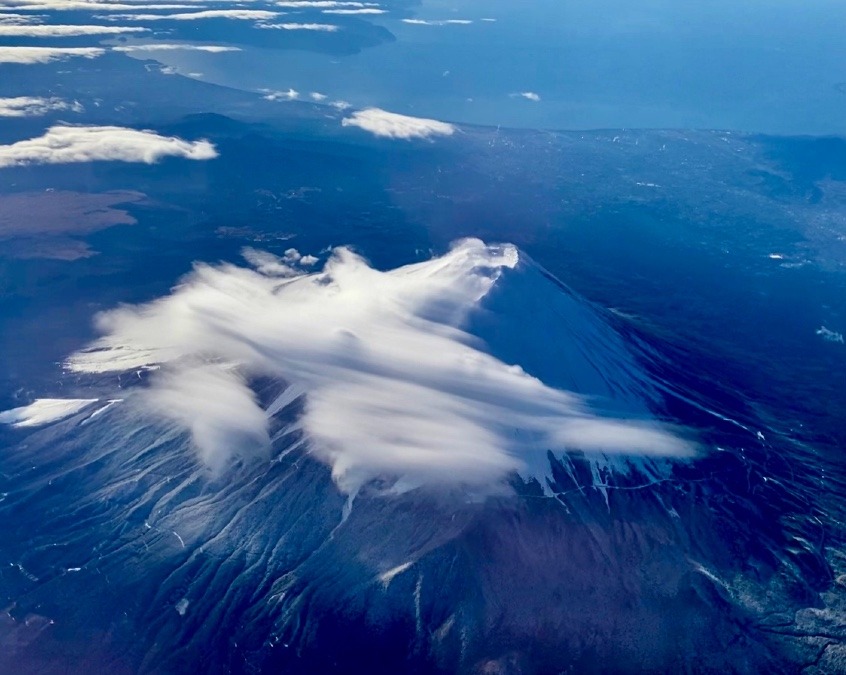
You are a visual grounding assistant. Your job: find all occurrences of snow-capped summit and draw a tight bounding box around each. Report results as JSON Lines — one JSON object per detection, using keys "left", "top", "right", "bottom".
{"left": 50, "top": 239, "right": 691, "bottom": 492}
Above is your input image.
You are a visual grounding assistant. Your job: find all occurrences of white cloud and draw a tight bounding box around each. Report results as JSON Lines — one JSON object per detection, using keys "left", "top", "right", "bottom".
{"left": 275, "top": 1, "right": 377, "bottom": 7}
{"left": 98, "top": 9, "right": 279, "bottom": 20}
{"left": 263, "top": 87, "right": 299, "bottom": 101}
{"left": 817, "top": 326, "right": 844, "bottom": 344}
{"left": 257, "top": 22, "right": 339, "bottom": 31}
{"left": 0, "top": 1, "right": 198, "bottom": 8}
{"left": 513, "top": 91, "right": 541, "bottom": 102}
{"left": 241, "top": 246, "right": 298, "bottom": 277}
{"left": 113, "top": 43, "right": 241, "bottom": 52}
{"left": 282, "top": 247, "right": 306, "bottom": 263}
{"left": 0, "top": 12, "right": 41, "bottom": 23}
{"left": 322, "top": 7, "right": 384, "bottom": 14}
{"left": 341, "top": 107, "right": 455, "bottom": 140}
{"left": 0, "top": 398, "right": 98, "bottom": 427}
{"left": 0, "top": 46, "right": 104, "bottom": 64}
{"left": 401, "top": 18, "right": 472, "bottom": 26}
{"left": 142, "top": 365, "right": 271, "bottom": 472}
{"left": 0, "top": 23, "right": 147, "bottom": 36}
{"left": 309, "top": 91, "right": 327, "bottom": 101}
{"left": 0, "top": 125, "right": 217, "bottom": 168}
{"left": 0, "top": 96, "right": 82, "bottom": 116}
{"left": 67, "top": 239, "right": 691, "bottom": 492}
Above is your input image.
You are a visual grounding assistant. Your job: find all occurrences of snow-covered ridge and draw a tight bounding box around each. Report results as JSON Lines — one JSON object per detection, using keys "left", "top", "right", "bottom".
{"left": 0, "top": 397, "right": 125, "bottom": 428}
{"left": 58, "top": 239, "right": 690, "bottom": 491}
{"left": 0, "top": 398, "right": 98, "bottom": 427}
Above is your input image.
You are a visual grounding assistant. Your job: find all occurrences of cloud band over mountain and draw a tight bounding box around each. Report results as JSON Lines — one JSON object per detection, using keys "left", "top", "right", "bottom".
{"left": 67, "top": 240, "right": 692, "bottom": 492}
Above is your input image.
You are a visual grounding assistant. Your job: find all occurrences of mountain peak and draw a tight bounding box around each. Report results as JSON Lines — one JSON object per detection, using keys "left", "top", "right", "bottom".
{"left": 26, "top": 239, "right": 695, "bottom": 493}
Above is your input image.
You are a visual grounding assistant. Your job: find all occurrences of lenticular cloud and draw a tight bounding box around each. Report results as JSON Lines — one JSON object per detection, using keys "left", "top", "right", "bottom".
{"left": 68, "top": 239, "right": 691, "bottom": 492}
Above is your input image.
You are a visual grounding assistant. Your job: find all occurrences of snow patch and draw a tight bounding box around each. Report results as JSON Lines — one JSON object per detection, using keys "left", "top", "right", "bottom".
{"left": 379, "top": 561, "right": 414, "bottom": 587}
{"left": 0, "top": 398, "right": 98, "bottom": 427}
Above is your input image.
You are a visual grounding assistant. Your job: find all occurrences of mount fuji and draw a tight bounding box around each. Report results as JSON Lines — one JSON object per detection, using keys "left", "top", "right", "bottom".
{"left": 0, "top": 240, "right": 836, "bottom": 674}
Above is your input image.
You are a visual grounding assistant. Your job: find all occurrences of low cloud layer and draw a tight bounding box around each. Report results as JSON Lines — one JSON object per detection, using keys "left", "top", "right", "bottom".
{"left": 68, "top": 239, "right": 691, "bottom": 492}
{"left": 0, "top": 23, "right": 147, "bottom": 36}
{"left": 0, "top": 46, "right": 104, "bottom": 64}
{"left": 275, "top": 1, "right": 379, "bottom": 6}
{"left": 341, "top": 107, "right": 456, "bottom": 140}
{"left": 0, "top": 12, "right": 41, "bottom": 23}
{"left": 100, "top": 9, "right": 279, "bottom": 20}
{"left": 322, "top": 8, "right": 384, "bottom": 14}
{"left": 0, "top": 125, "right": 217, "bottom": 168}
{"left": 258, "top": 22, "right": 339, "bottom": 31}
{"left": 402, "top": 18, "right": 473, "bottom": 26}
{"left": 0, "top": 1, "right": 198, "bottom": 8}
{"left": 0, "top": 96, "right": 81, "bottom": 117}
{"left": 113, "top": 43, "right": 241, "bottom": 52}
